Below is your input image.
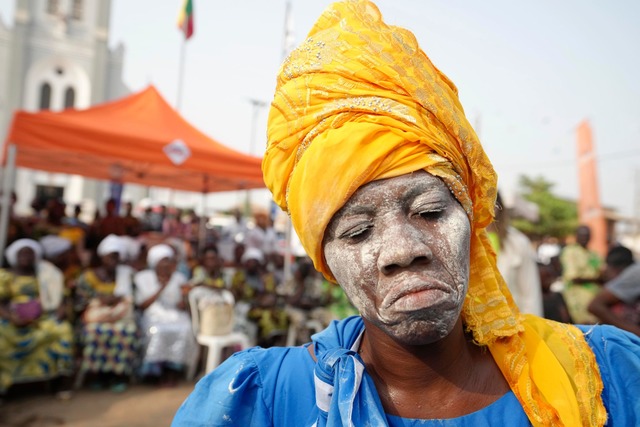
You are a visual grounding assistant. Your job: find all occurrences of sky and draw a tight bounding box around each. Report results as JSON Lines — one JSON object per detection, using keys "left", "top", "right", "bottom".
{"left": 1, "top": 0, "right": 639, "bottom": 218}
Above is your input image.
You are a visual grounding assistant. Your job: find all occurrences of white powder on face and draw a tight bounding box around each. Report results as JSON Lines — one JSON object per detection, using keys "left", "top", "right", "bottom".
{"left": 333, "top": 242, "right": 373, "bottom": 314}
{"left": 437, "top": 206, "right": 471, "bottom": 296}
{"left": 323, "top": 172, "right": 471, "bottom": 345}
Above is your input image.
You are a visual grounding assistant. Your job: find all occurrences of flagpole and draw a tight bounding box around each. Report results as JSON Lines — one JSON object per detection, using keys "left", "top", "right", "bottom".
{"left": 175, "top": 0, "right": 191, "bottom": 206}
{"left": 176, "top": 37, "right": 186, "bottom": 112}
{"left": 176, "top": 0, "right": 193, "bottom": 111}
{"left": 168, "top": 38, "right": 186, "bottom": 207}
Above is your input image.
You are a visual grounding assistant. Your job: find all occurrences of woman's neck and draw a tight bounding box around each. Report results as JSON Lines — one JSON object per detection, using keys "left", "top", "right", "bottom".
{"left": 206, "top": 267, "right": 220, "bottom": 278}
{"left": 95, "top": 266, "right": 116, "bottom": 282}
{"left": 359, "top": 317, "right": 509, "bottom": 419}
{"left": 14, "top": 265, "right": 36, "bottom": 276}
{"left": 156, "top": 270, "right": 172, "bottom": 284}
{"left": 360, "top": 318, "right": 472, "bottom": 386}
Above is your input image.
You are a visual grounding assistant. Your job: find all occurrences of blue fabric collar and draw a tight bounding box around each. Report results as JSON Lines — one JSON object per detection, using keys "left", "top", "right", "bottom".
{"left": 311, "top": 316, "right": 389, "bottom": 426}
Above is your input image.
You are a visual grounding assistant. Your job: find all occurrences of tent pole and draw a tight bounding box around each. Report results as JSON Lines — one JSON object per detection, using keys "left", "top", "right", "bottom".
{"left": 0, "top": 144, "right": 17, "bottom": 257}
{"left": 283, "top": 213, "right": 293, "bottom": 284}
{"left": 198, "top": 191, "right": 207, "bottom": 256}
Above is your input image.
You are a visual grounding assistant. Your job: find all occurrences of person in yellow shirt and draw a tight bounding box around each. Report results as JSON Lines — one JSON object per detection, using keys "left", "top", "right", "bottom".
{"left": 560, "top": 225, "right": 603, "bottom": 323}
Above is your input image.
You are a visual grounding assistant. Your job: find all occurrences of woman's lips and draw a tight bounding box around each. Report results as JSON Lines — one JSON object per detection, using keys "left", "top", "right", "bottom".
{"left": 381, "top": 278, "right": 451, "bottom": 310}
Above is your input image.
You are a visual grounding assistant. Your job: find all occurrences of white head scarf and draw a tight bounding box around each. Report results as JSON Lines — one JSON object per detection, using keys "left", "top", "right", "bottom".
{"left": 97, "top": 234, "right": 125, "bottom": 258}
{"left": 5, "top": 239, "right": 43, "bottom": 267}
{"left": 39, "top": 235, "right": 72, "bottom": 259}
{"left": 147, "top": 244, "right": 175, "bottom": 269}
{"left": 241, "top": 247, "right": 265, "bottom": 264}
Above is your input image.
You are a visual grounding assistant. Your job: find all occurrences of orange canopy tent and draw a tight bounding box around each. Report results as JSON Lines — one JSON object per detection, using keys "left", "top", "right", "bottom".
{"left": 3, "top": 85, "right": 265, "bottom": 193}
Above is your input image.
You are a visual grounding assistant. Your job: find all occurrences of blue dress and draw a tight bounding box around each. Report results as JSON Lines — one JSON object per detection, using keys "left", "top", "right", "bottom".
{"left": 172, "top": 317, "right": 640, "bottom": 426}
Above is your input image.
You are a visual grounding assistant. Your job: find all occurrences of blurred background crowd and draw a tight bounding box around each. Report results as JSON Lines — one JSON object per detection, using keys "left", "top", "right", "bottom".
{"left": 0, "top": 194, "right": 359, "bottom": 400}
{"left": 1, "top": 190, "right": 638, "bottom": 403}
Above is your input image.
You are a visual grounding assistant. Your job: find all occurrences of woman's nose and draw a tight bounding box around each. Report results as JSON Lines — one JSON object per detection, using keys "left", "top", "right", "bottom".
{"left": 377, "top": 221, "right": 433, "bottom": 275}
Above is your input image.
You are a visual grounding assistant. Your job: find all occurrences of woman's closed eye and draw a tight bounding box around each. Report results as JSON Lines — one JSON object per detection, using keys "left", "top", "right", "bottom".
{"left": 417, "top": 208, "right": 444, "bottom": 219}
{"left": 339, "top": 224, "right": 373, "bottom": 241}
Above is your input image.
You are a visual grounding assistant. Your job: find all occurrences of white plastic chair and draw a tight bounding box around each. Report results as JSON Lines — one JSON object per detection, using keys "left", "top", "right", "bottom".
{"left": 188, "top": 287, "right": 251, "bottom": 376}
{"left": 285, "top": 307, "right": 325, "bottom": 347}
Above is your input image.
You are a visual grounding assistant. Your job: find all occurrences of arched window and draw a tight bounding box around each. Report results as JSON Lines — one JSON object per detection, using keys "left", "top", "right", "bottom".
{"left": 72, "top": 0, "right": 83, "bottom": 20}
{"left": 47, "top": 0, "right": 59, "bottom": 15}
{"left": 64, "top": 87, "right": 76, "bottom": 109}
{"left": 39, "top": 82, "right": 52, "bottom": 110}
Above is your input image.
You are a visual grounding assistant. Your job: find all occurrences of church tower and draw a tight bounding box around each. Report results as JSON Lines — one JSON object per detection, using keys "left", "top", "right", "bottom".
{"left": 0, "top": 0, "right": 128, "bottom": 215}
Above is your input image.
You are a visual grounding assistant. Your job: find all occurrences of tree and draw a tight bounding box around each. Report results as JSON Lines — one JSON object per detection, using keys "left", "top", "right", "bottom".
{"left": 511, "top": 175, "right": 578, "bottom": 240}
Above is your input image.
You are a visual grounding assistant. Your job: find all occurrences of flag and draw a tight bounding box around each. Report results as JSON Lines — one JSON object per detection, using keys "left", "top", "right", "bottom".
{"left": 177, "top": 0, "right": 194, "bottom": 40}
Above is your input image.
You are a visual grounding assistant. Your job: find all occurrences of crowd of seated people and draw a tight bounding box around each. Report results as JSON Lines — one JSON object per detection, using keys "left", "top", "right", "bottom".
{"left": 0, "top": 197, "right": 357, "bottom": 401}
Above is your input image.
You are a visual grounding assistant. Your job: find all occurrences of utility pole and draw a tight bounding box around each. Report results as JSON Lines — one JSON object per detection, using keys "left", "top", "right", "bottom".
{"left": 248, "top": 98, "right": 268, "bottom": 156}
{"left": 245, "top": 99, "right": 267, "bottom": 217}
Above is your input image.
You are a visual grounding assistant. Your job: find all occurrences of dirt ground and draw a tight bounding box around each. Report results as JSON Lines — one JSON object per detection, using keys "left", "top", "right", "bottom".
{"left": 0, "top": 382, "right": 195, "bottom": 427}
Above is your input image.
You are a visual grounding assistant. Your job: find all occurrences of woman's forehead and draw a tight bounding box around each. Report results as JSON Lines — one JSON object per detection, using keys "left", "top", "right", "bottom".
{"left": 347, "top": 171, "right": 447, "bottom": 204}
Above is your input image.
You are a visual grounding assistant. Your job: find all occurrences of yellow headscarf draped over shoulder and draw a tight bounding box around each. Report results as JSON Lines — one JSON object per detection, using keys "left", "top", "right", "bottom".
{"left": 263, "top": 1, "right": 606, "bottom": 425}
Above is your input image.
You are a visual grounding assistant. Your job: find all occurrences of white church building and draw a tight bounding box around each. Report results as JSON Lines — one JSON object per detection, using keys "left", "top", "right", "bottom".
{"left": 0, "top": 0, "right": 135, "bottom": 216}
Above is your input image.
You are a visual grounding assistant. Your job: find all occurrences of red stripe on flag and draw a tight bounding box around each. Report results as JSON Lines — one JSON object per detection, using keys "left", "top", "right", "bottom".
{"left": 177, "top": 0, "right": 194, "bottom": 40}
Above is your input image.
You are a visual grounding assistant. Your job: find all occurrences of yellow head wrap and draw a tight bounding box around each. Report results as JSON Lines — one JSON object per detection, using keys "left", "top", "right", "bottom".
{"left": 264, "top": 1, "right": 606, "bottom": 425}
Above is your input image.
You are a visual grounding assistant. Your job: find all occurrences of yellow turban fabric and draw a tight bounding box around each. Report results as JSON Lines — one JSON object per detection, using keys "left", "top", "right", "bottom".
{"left": 263, "top": 1, "right": 606, "bottom": 425}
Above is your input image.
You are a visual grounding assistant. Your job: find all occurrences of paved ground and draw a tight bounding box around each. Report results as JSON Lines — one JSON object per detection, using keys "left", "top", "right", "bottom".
{"left": 1, "top": 382, "right": 194, "bottom": 427}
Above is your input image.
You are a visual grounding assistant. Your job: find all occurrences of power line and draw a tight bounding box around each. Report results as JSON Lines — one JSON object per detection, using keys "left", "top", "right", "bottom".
{"left": 498, "top": 147, "right": 640, "bottom": 170}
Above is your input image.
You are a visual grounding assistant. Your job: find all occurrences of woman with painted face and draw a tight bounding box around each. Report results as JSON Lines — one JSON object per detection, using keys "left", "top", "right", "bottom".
{"left": 173, "top": 1, "right": 640, "bottom": 425}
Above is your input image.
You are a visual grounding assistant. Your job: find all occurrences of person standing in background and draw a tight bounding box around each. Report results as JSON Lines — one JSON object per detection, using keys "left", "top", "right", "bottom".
{"left": 487, "top": 193, "right": 543, "bottom": 316}
{"left": 560, "top": 225, "right": 603, "bottom": 324}
{"left": 122, "top": 202, "right": 142, "bottom": 237}
{"left": 244, "top": 211, "right": 277, "bottom": 259}
{"left": 97, "top": 198, "right": 126, "bottom": 241}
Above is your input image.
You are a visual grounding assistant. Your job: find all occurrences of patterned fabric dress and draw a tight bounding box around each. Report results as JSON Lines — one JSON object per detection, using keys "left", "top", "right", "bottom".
{"left": 560, "top": 243, "right": 603, "bottom": 324}
{"left": 190, "top": 266, "right": 226, "bottom": 289}
{"left": 231, "top": 271, "right": 288, "bottom": 340}
{"left": 0, "top": 270, "right": 73, "bottom": 393}
{"left": 76, "top": 269, "right": 137, "bottom": 376}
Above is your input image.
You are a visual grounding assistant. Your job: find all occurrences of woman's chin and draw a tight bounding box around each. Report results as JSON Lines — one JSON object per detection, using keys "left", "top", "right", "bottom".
{"left": 369, "top": 314, "right": 460, "bottom": 346}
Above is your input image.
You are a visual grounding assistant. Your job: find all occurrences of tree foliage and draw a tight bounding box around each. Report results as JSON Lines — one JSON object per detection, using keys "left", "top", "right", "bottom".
{"left": 511, "top": 175, "right": 578, "bottom": 239}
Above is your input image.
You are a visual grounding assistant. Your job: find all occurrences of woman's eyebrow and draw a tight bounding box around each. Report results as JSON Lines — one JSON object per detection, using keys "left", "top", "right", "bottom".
{"left": 403, "top": 183, "right": 446, "bottom": 202}
{"left": 340, "top": 204, "right": 376, "bottom": 216}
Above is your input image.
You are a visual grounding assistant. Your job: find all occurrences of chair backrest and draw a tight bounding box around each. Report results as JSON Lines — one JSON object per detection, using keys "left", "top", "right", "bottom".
{"left": 188, "top": 287, "right": 235, "bottom": 337}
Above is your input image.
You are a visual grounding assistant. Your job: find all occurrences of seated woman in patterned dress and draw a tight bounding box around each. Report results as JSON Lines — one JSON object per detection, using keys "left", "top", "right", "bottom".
{"left": 134, "top": 244, "right": 196, "bottom": 387}
{"left": 190, "top": 245, "right": 226, "bottom": 290}
{"left": 231, "top": 247, "right": 288, "bottom": 347}
{"left": 75, "top": 235, "right": 137, "bottom": 392}
{"left": 0, "top": 239, "right": 73, "bottom": 398}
